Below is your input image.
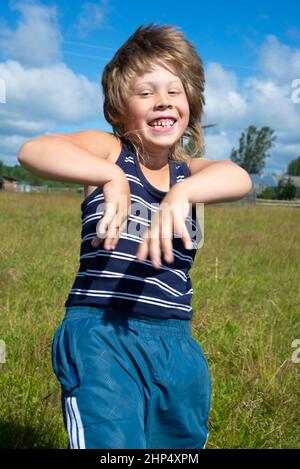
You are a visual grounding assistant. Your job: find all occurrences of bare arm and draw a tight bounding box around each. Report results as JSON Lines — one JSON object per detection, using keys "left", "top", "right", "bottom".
{"left": 18, "top": 130, "right": 123, "bottom": 186}
{"left": 181, "top": 160, "right": 252, "bottom": 204}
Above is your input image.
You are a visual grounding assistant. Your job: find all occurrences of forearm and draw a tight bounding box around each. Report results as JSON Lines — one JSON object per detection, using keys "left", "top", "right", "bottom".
{"left": 18, "top": 136, "right": 123, "bottom": 186}
{"left": 181, "top": 161, "right": 253, "bottom": 204}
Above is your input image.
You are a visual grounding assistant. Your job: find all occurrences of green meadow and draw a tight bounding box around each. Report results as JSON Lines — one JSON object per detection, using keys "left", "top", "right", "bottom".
{"left": 0, "top": 192, "right": 299, "bottom": 448}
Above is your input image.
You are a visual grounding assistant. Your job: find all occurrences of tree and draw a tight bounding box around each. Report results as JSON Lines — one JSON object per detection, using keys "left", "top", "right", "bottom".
{"left": 287, "top": 156, "right": 300, "bottom": 176}
{"left": 276, "top": 177, "right": 297, "bottom": 200}
{"left": 258, "top": 186, "right": 277, "bottom": 199}
{"left": 230, "top": 126, "right": 276, "bottom": 174}
{"left": 0, "top": 162, "right": 82, "bottom": 188}
{"left": 259, "top": 177, "right": 297, "bottom": 200}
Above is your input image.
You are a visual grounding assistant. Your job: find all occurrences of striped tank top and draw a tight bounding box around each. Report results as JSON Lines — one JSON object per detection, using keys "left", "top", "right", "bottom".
{"left": 65, "top": 140, "right": 201, "bottom": 320}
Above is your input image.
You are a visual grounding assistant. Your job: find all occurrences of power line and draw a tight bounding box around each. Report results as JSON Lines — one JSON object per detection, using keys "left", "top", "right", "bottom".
{"left": 61, "top": 50, "right": 262, "bottom": 72}
{"left": 0, "top": 37, "right": 264, "bottom": 73}
{"left": 62, "top": 50, "right": 111, "bottom": 61}
{"left": 62, "top": 38, "right": 262, "bottom": 72}
{"left": 63, "top": 39, "right": 116, "bottom": 52}
{"left": 216, "top": 62, "right": 261, "bottom": 71}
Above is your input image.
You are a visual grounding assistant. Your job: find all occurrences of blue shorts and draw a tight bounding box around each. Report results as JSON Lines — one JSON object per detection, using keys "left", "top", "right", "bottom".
{"left": 51, "top": 306, "right": 211, "bottom": 449}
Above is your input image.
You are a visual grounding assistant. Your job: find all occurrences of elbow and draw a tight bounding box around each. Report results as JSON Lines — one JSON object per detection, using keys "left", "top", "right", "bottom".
{"left": 237, "top": 171, "right": 253, "bottom": 199}
{"left": 18, "top": 145, "right": 26, "bottom": 166}
{"left": 227, "top": 162, "right": 253, "bottom": 198}
{"left": 231, "top": 165, "right": 252, "bottom": 198}
{"left": 242, "top": 170, "right": 253, "bottom": 196}
{"left": 18, "top": 140, "right": 37, "bottom": 167}
{"left": 18, "top": 141, "right": 30, "bottom": 165}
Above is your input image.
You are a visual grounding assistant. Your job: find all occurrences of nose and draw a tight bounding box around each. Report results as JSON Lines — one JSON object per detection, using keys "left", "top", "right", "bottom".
{"left": 154, "top": 92, "right": 172, "bottom": 110}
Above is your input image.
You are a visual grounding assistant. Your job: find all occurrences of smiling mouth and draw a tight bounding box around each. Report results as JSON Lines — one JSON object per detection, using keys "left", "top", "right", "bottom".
{"left": 147, "top": 118, "right": 177, "bottom": 132}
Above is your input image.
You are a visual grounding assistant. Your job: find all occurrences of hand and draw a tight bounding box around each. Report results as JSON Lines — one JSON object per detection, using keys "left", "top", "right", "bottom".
{"left": 91, "top": 170, "right": 131, "bottom": 250}
{"left": 136, "top": 184, "right": 193, "bottom": 269}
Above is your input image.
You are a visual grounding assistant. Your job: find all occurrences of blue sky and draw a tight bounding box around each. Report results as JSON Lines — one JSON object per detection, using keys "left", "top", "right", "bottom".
{"left": 1, "top": 0, "right": 300, "bottom": 175}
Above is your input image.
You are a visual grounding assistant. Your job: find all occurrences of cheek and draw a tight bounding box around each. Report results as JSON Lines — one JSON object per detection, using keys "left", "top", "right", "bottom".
{"left": 182, "top": 105, "right": 190, "bottom": 128}
{"left": 179, "top": 95, "right": 190, "bottom": 123}
{"left": 126, "top": 103, "right": 146, "bottom": 130}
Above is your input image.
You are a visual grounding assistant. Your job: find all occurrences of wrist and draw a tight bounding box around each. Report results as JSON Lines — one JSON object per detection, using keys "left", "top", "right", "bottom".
{"left": 106, "top": 160, "right": 126, "bottom": 182}
{"left": 169, "top": 180, "right": 191, "bottom": 202}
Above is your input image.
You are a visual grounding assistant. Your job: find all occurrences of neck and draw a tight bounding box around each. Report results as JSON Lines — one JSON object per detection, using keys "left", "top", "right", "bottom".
{"left": 141, "top": 146, "right": 170, "bottom": 170}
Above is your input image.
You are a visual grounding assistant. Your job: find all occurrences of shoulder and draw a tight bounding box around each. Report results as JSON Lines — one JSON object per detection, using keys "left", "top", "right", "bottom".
{"left": 186, "top": 156, "right": 218, "bottom": 176}
{"left": 50, "top": 129, "right": 122, "bottom": 161}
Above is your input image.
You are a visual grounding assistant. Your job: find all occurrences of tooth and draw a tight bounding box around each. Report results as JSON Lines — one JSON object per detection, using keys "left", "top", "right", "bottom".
{"left": 149, "top": 118, "right": 175, "bottom": 128}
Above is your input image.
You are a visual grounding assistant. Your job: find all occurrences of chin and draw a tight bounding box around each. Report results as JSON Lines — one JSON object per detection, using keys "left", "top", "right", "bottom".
{"left": 147, "top": 131, "right": 182, "bottom": 145}
{"left": 146, "top": 138, "right": 177, "bottom": 151}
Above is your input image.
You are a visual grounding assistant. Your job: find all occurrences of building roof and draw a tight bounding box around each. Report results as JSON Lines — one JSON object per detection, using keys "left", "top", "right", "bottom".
{"left": 273, "top": 175, "right": 300, "bottom": 187}
{"left": 261, "top": 175, "right": 278, "bottom": 187}
{"left": 249, "top": 174, "right": 277, "bottom": 187}
{"left": 1, "top": 174, "right": 20, "bottom": 182}
{"left": 249, "top": 173, "right": 300, "bottom": 188}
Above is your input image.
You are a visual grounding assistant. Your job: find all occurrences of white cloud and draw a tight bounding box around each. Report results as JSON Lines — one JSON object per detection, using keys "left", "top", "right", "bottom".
{"left": 203, "top": 37, "right": 300, "bottom": 174}
{"left": 0, "top": 1, "right": 62, "bottom": 67}
{"left": 0, "top": 133, "right": 27, "bottom": 154}
{"left": 0, "top": 2, "right": 104, "bottom": 165}
{"left": 204, "top": 63, "right": 247, "bottom": 128}
{"left": 203, "top": 133, "right": 234, "bottom": 161}
{"left": 74, "top": 1, "right": 108, "bottom": 38}
{"left": 0, "top": 116, "right": 51, "bottom": 136}
{"left": 0, "top": 60, "right": 101, "bottom": 122}
{"left": 0, "top": 2, "right": 299, "bottom": 176}
{"left": 0, "top": 59, "right": 101, "bottom": 164}
{"left": 244, "top": 77, "right": 300, "bottom": 137}
{"left": 258, "top": 35, "right": 300, "bottom": 83}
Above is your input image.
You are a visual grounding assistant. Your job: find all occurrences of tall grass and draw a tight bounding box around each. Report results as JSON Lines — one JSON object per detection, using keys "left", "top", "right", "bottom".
{"left": 0, "top": 192, "right": 299, "bottom": 448}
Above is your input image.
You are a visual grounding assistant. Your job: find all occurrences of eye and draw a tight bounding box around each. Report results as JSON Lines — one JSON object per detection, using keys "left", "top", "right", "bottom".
{"left": 169, "top": 90, "right": 180, "bottom": 95}
{"left": 139, "top": 91, "right": 152, "bottom": 97}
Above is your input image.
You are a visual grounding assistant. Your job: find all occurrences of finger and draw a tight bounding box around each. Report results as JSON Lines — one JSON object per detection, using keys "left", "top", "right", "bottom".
{"left": 92, "top": 211, "right": 118, "bottom": 250}
{"left": 91, "top": 236, "right": 102, "bottom": 248}
{"left": 96, "top": 203, "right": 116, "bottom": 237}
{"left": 160, "top": 211, "right": 174, "bottom": 264}
{"left": 175, "top": 220, "right": 193, "bottom": 250}
{"left": 91, "top": 218, "right": 106, "bottom": 247}
{"left": 92, "top": 217, "right": 125, "bottom": 250}
{"left": 108, "top": 217, "right": 128, "bottom": 250}
{"left": 136, "top": 231, "right": 149, "bottom": 262}
{"left": 149, "top": 238, "right": 161, "bottom": 269}
{"left": 148, "top": 224, "right": 161, "bottom": 269}
{"left": 103, "top": 213, "right": 122, "bottom": 250}
{"left": 105, "top": 213, "right": 129, "bottom": 250}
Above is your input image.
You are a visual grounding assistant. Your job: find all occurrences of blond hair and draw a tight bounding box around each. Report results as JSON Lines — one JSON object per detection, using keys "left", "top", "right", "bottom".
{"left": 102, "top": 23, "right": 205, "bottom": 163}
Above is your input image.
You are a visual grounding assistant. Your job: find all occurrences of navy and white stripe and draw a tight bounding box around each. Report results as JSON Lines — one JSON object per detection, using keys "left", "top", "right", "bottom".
{"left": 65, "top": 140, "right": 201, "bottom": 320}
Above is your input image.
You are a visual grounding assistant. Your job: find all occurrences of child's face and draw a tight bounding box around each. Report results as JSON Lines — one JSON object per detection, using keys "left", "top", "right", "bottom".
{"left": 126, "top": 65, "right": 190, "bottom": 157}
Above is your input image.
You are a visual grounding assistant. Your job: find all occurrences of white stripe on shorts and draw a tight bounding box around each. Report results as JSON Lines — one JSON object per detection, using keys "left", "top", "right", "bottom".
{"left": 202, "top": 431, "right": 209, "bottom": 449}
{"left": 65, "top": 397, "right": 86, "bottom": 449}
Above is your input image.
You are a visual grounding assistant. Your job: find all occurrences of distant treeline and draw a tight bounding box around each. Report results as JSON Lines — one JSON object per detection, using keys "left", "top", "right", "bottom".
{"left": 0, "top": 162, "right": 82, "bottom": 188}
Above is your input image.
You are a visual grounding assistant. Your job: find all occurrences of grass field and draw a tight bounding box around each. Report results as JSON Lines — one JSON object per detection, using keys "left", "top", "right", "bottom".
{"left": 0, "top": 191, "right": 299, "bottom": 448}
